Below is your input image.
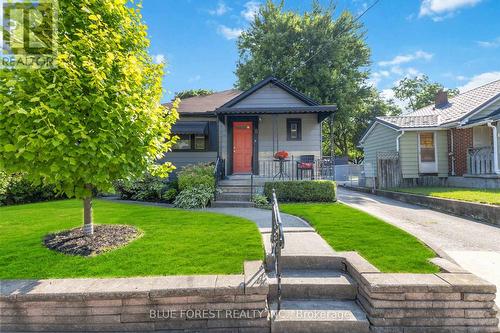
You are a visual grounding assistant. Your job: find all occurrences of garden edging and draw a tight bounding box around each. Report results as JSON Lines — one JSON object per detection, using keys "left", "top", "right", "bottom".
{"left": 342, "top": 185, "right": 500, "bottom": 225}
{"left": 0, "top": 261, "right": 269, "bottom": 332}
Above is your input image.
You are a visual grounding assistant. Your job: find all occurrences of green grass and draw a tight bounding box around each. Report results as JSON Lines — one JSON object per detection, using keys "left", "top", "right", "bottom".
{"left": 389, "top": 187, "right": 500, "bottom": 205}
{"left": 0, "top": 200, "right": 263, "bottom": 279}
{"left": 280, "top": 203, "right": 438, "bottom": 273}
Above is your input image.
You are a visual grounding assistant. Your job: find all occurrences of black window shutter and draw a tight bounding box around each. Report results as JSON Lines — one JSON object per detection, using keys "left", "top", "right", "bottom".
{"left": 208, "top": 121, "right": 218, "bottom": 151}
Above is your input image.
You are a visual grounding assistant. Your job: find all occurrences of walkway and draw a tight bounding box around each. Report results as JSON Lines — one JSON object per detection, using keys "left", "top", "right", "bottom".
{"left": 337, "top": 187, "right": 500, "bottom": 306}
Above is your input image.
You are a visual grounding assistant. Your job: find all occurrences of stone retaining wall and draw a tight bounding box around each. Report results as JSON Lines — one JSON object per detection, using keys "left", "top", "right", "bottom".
{"left": 341, "top": 252, "right": 499, "bottom": 333}
{"left": 0, "top": 261, "right": 269, "bottom": 332}
{"left": 343, "top": 185, "right": 500, "bottom": 225}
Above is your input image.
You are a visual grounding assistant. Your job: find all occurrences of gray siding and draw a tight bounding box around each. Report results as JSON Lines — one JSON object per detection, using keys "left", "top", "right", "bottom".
{"left": 436, "top": 130, "right": 449, "bottom": 177}
{"left": 468, "top": 98, "right": 500, "bottom": 121}
{"left": 257, "top": 114, "right": 321, "bottom": 160}
{"left": 163, "top": 151, "right": 217, "bottom": 171}
{"left": 232, "top": 83, "right": 307, "bottom": 108}
{"left": 399, "top": 132, "right": 419, "bottom": 178}
{"left": 361, "top": 123, "right": 399, "bottom": 178}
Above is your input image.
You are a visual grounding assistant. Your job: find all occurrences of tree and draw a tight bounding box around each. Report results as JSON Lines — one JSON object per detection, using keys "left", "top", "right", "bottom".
{"left": 235, "top": 0, "right": 374, "bottom": 158}
{"left": 393, "top": 75, "right": 459, "bottom": 111}
{"left": 0, "top": 0, "right": 178, "bottom": 235}
{"left": 175, "top": 89, "right": 214, "bottom": 99}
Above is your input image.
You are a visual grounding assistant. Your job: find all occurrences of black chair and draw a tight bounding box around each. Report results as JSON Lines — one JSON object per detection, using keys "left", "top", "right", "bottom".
{"left": 296, "top": 155, "right": 315, "bottom": 180}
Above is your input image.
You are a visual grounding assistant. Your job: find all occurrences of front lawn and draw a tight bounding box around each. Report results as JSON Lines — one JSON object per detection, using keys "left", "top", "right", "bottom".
{"left": 280, "top": 203, "right": 438, "bottom": 273}
{"left": 389, "top": 187, "right": 500, "bottom": 205}
{"left": 0, "top": 200, "right": 263, "bottom": 279}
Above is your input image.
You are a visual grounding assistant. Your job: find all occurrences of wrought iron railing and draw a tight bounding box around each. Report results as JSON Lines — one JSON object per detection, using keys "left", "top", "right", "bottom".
{"left": 213, "top": 156, "right": 225, "bottom": 201}
{"left": 271, "top": 189, "right": 285, "bottom": 311}
{"left": 467, "top": 147, "right": 493, "bottom": 175}
{"left": 257, "top": 156, "right": 335, "bottom": 181}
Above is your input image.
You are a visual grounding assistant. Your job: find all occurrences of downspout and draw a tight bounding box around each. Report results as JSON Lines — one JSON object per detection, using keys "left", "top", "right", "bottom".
{"left": 487, "top": 122, "right": 500, "bottom": 174}
{"left": 450, "top": 129, "right": 455, "bottom": 176}
{"left": 396, "top": 130, "right": 405, "bottom": 152}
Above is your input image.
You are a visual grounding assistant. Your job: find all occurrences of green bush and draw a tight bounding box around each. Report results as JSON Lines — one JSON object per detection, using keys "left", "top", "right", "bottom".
{"left": 253, "top": 194, "right": 271, "bottom": 209}
{"left": 177, "top": 163, "right": 215, "bottom": 192}
{"left": 113, "top": 173, "right": 176, "bottom": 203}
{"left": 173, "top": 185, "right": 213, "bottom": 209}
{"left": 263, "top": 180, "right": 336, "bottom": 203}
{"left": 0, "top": 171, "right": 63, "bottom": 206}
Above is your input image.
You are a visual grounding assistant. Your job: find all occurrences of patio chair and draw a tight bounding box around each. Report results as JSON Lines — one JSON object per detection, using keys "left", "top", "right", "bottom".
{"left": 296, "top": 155, "right": 315, "bottom": 180}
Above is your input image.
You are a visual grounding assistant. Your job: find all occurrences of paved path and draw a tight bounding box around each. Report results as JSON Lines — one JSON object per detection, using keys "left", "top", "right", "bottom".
{"left": 337, "top": 187, "right": 500, "bottom": 306}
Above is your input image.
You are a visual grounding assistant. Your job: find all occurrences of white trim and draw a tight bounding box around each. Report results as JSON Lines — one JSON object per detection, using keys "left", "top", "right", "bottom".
{"left": 399, "top": 127, "right": 446, "bottom": 131}
{"left": 460, "top": 95, "right": 500, "bottom": 126}
{"left": 487, "top": 122, "right": 500, "bottom": 174}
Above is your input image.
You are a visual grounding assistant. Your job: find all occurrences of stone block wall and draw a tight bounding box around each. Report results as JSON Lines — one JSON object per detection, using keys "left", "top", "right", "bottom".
{"left": 0, "top": 261, "right": 270, "bottom": 332}
{"left": 341, "top": 252, "right": 499, "bottom": 333}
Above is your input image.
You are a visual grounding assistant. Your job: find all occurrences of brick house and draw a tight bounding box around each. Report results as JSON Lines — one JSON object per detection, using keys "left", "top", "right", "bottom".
{"left": 359, "top": 79, "right": 500, "bottom": 188}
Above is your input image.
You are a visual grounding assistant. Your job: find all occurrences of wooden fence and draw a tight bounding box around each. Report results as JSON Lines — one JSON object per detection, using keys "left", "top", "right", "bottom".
{"left": 376, "top": 152, "right": 401, "bottom": 189}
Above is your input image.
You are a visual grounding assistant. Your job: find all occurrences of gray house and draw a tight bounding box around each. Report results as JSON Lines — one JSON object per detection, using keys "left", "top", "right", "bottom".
{"left": 359, "top": 79, "right": 500, "bottom": 188}
{"left": 163, "top": 77, "right": 336, "bottom": 179}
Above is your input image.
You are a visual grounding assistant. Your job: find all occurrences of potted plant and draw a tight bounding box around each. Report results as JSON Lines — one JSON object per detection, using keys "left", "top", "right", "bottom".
{"left": 274, "top": 150, "right": 289, "bottom": 160}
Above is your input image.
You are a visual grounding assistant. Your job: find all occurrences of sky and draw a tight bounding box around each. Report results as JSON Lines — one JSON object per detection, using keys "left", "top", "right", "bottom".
{"left": 141, "top": 0, "right": 500, "bottom": 105}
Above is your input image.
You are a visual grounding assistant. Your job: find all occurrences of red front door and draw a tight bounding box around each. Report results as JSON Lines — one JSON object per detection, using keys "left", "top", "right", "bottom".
{"left": 233, "top": 121, "right": 253, "bottom": 173}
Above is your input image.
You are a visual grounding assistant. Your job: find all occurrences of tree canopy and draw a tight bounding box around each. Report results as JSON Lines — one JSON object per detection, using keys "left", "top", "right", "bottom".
{"left": 0, "top": 0, "right": 177, "bottom": 233}
{"left": 175, "top": 89, "right": 215, "bottom": 100}
{"left": 235, "top": 0, "right": 398, "bottom": 160}
{"left": 393, "top": 75, "right": 459, "bottom": 111}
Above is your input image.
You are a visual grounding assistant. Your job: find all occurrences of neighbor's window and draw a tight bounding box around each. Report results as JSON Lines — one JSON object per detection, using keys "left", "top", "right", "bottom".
{"left": 287, "top": 118, "right": 302, "bottom": 141}
{"left": 419, "top": 132, "right": 435, "bottom": 162}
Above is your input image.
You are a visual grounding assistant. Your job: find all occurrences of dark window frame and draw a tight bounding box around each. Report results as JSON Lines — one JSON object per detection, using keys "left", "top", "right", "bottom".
{"left": 172, "top": 134, "right": 209, "bottom": 152}
{"left": 287, "top": 118, "right": 302, "bottom": 141}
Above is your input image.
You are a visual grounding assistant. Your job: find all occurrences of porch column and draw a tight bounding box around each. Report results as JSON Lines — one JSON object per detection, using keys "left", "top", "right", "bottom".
{"left": 487, "top": 122, "right": 500, "bottom": 174}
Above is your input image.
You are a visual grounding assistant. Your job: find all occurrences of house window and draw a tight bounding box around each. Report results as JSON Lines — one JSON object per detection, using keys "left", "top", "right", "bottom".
{"left": 419, "top": 132, "right": 435, "bottom": 162}
{"left": 287, "top": 118, "right": 302, "bottom": 141}
{"left": 173, "top": 134, "right": 207, "bottom": 151}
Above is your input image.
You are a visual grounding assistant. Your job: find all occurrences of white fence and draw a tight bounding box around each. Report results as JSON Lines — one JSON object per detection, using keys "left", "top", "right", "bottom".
{"left": 334, "top": 164, "right": 364, "bottom": 187}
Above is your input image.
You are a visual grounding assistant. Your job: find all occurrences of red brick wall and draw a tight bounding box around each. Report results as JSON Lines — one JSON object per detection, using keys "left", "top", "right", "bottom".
{"left": 449, "top": 128, "right": 473, "bottom": 176}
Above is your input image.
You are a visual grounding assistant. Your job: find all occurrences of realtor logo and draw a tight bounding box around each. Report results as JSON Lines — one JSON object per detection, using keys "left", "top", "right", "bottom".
{"left": 1, "top": 0, "right": 57, "bottom": 68}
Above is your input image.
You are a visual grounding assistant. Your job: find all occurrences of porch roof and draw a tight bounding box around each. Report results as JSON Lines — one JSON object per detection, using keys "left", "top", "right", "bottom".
{"left": 215, "top": 105, "right": 337, "bottom": 114}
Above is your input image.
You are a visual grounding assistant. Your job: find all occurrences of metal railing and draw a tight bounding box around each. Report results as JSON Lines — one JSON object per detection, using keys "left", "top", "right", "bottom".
{"left": 467, "top": 147, "right": 493, "bottom": 175}
{"left": 257, "top": 156, "right": 335, "bottom": 181}
{"left": 250, "top": 153, "right": 254, "bottom": 202}
{"left": 271, "top": 189, "right": 285, "bottom": 311}
{"left": 213, "top": 156, "right": 225, "bottom": 201}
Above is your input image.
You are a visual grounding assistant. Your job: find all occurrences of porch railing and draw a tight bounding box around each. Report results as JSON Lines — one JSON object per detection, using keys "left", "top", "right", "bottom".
{"left": 213, "top": 156, "right": 225, "bottom": 201}
{"left": 257, "top": 156, "right": 335, "bottom": 181}
{"left": 467, "top": 147, "right": 493, "bottom": 175}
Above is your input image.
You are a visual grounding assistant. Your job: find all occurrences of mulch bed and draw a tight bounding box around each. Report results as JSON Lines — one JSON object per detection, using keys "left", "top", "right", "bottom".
{"left": 43, "top": 225, "right": 141, "bottom": 256}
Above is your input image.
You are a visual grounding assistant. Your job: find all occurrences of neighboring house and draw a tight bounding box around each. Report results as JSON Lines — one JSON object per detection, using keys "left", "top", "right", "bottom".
{"left": 162, "top": 76, "right": 336, "bottom": 177}
{"left": 360, "top": 79, "right": 500, "bottom": 189}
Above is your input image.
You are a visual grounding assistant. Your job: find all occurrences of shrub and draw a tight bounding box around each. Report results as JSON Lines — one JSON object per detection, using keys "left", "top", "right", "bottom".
{"left": 162, "top": 188, "right": 178, "bottom": 202}
{"left": 252, "top": 194, "right": 270, "bottom": 209}
{"left": 0, "top": 171, "right": 63, "bottom": 206}
{"left": 177, "top": 163, "right": 215, "bottom": 192}
{"left": 173, "top": 185, "right": 213, "bottom": 209}
{"left": 113, "top": 173, "right": 176, "bottom": 203}
{"left": 263, "top": 180, "right": 336, "bottom": 202}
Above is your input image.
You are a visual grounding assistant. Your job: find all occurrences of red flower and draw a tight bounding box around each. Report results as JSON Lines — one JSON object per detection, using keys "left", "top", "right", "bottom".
{"left": 274, "top": 151, "right": 289, "bottom": 160}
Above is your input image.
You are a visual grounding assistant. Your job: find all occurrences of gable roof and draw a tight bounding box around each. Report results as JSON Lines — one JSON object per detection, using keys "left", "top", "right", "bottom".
{"left": 220, "top": 76, "right": 319, "bottom": 108}
{"left": 164, "top": 89, "right": 242, "bottom": 114}
{"left": 376, "top": 79, "right": 500, "bottom": 130}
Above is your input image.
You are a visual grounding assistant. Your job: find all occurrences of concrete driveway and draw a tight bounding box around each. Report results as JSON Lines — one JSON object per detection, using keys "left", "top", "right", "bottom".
{"left": 337, "top": 187, "right": 500, "bottom": 306}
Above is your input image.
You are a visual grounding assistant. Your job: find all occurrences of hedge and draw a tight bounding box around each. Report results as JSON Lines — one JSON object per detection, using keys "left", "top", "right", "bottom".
{"left": 263, "top": 180, "right": 336, "bottom": 202}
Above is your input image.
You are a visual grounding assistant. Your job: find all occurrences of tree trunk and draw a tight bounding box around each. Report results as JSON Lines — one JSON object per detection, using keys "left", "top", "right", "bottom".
{"left": 83, "top": 186, "right": 93, "bottom": 235}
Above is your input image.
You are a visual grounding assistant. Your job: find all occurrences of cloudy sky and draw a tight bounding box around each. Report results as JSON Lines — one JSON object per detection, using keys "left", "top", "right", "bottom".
{"left": 142, "top": 0, "right": 500, "bottom": 103}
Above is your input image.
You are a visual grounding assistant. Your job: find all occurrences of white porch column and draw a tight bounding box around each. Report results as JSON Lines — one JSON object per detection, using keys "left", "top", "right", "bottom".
{"left": 487, "top": 122, "right": 500, "bottom": 174}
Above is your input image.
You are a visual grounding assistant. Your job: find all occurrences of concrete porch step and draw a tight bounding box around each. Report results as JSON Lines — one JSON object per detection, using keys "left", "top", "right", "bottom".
{"left": 270, "top": 299, "right": 369, "bottom": 333}
{"left": 219, "top": 186, "right": 253, "bottom": 193}
{"left": 216, "top": 193, "right": 252, "bottom": 201}
{"left": 219, "top": 180, "right": 252, "bottom": 186}
{"left": 268, "top": 269, "right": 357, "bottom": 300}
{"left": 266, "top": 254, "right": 345, "bottom": 271}
{"left": 211, "top": 200, "right": 255, "bottom": 208}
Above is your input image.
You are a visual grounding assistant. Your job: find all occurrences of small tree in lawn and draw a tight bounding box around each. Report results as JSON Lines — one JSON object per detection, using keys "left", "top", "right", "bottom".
{"left": 0, "top": 0, "right": 178, "bottom": 235}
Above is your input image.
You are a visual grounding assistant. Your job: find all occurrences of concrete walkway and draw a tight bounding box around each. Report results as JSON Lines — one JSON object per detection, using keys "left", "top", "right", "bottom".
{"left": 337, "top": 187, "right": 500, "bottom": 306}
